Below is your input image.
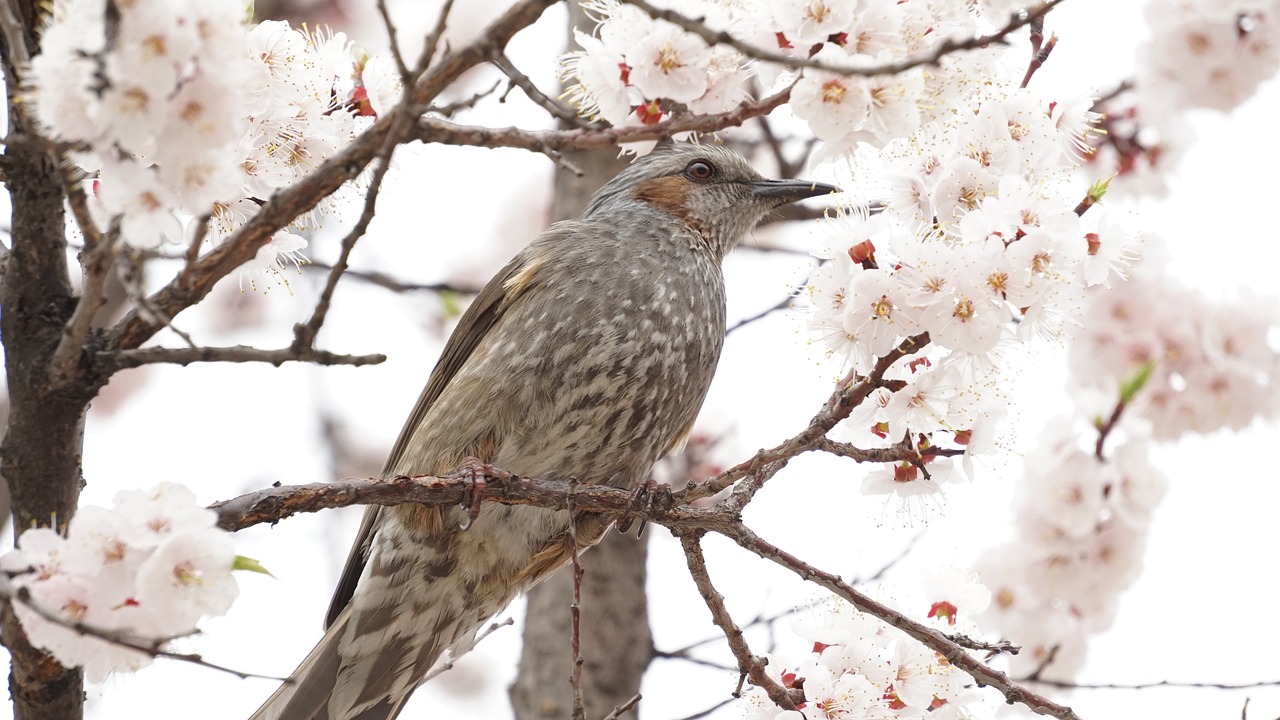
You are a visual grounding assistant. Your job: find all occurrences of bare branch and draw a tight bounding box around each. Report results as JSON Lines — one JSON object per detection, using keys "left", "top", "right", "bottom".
{"left": 422, "top": 80, "right": 502, "bottom": 118}
{"left": 688, "top": 332, "right": 931, "bottom": 505}
{"left": 292, "top": 0, "right": 460, "bottom": 356}
{"left": 376, "top": 0, "right": 411, "bottom": 82}
{"left": 211, "top": 467, "right": 1079, "bottom": 720}
{"left": 725, "top": 291, "right": 797, "bottom": 336}
{"left": 567, "top": 482, "right": 587, "bottom": 720}
{"left": 717, "top": 523, "right": 1084, "bottom": 720}
{"left": 599, "top": 693, "right": 642, "bottom": 720}
{"left": 289, "top": 137, "right": 397, "bottom": 354}
{"left": 99, "top": 345, "right": 386, "bottom": 371}
{"left": 1019, "top": 14, "right": 1058, "bottom": 88}
{"left": 488, "top": 48, "right": 591, "bottom": 127}
{"left": 416, "top": 0, "right": 457, "bottom": 71}
{"left": 814, "top": 436, "right": 966, "bottom": 464}
{"left": 622, "top": 0, "right": 1068, "bottom": 78}
{"left": 48, "top": 188, "right": 117, "bottom": 391}
{"left": 419, "top": 617, "right": 514, "bottom": 683}
{"left": 677, "top": 531, "right": 802, "bottom": 712}
{"left": 670, "top": 696, "right": 736, "bottom": 720}
{"left": 414, "top": 85, "right": 794, "bottom": 153}
{"left": 1028, "top": 677, "right": 1280, "bottom": 691}
{"left": 301, "top": 262, "right": 482, "bottom": 295}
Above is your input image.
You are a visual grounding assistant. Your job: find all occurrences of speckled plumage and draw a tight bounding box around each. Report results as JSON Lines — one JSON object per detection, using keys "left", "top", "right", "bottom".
{"left": 252, "top": 144, "right": 836, "bottom": 720}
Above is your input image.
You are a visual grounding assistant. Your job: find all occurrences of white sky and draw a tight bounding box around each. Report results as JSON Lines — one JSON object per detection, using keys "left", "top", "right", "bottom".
{"left": 4, "top": 1, "right": 1280, "bottom": 719}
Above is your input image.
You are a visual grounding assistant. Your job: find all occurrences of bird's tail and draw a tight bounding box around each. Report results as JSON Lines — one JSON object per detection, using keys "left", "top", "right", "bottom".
{"left": 250, "top": 505, "right": 613, "bottom": 720}
{"left": 251, "top": 607, "right": 387, "bottom": 720}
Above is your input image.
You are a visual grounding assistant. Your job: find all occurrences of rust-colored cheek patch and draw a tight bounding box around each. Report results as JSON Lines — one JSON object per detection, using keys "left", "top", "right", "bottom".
{"left": 632, "top": 176, "right": 705, "bottom": 235}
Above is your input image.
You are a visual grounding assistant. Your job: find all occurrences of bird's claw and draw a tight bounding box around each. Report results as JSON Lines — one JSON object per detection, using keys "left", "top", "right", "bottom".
{"left": 617, "top": 479, "right": 667, "bottom": 538}
{"left": 456, "top": 458, "right": 502, "bottom": 531}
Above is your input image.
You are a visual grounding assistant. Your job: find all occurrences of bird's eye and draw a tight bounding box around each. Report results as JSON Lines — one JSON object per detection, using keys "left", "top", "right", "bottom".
{"left": 685, "top": 160, "right": 716, "bottom": 180}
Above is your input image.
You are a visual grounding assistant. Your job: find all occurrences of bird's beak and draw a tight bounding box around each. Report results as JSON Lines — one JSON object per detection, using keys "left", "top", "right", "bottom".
{"left": 750, "top": 178, "right": 840, "bottom": 204}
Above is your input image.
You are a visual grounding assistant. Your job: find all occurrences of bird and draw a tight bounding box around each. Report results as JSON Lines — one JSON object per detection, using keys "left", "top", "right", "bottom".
{"left": 251, "top": 142, "right": 837, "bottom": 720}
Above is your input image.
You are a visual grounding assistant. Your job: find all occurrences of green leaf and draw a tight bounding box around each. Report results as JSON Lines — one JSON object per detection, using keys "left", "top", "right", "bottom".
{"left": 233, "top": 555, "right": 274, "bottom": 578}
{"left": 1087, "top": 175, "right": 1113, "bottom": 203}
{"left": 1119, "top": 360, "right": 1156, "bottom": 404}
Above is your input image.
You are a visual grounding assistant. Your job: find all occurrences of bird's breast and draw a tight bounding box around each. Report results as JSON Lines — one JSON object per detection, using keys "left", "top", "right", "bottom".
{"left": 492, "top": 232, "right": 726, "bottom": 487}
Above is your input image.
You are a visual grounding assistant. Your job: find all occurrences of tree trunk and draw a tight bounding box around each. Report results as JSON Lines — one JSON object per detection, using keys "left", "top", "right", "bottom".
{"left": 508, "top": 10, "right": 653, "bottom": 715}
{"left": 0, "top": 4, "right": 95, "bottom": 718}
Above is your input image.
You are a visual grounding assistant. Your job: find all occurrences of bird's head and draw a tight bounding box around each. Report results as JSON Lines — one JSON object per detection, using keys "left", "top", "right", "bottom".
{"left": 583, "top": 143, "right": 839, "bottom": 257}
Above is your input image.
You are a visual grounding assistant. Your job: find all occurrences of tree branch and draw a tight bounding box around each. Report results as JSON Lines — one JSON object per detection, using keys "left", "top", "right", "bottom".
{"left": 488, "top": 48, "right": 590, "bottom": 128}
{"left": 687, "top": 333, "right": 930, "bottom": 505}
{"left": 716, "top": 523, "right": 1083, "bottom": 720}
{"left": 414, "top": 85, "right": 794, "bottom": 153}
{"left": 105, "top": 0, "right": 561, "bottom": 353}
{"left": 622, "top": 0, "right": 1068, "bottom": 78}
{"left": 98, "top": 345, "right": 386, "bottom": 371}
{"left": 677, "top": 531, "right": 801, "bottom": 712}
{"left": 210, "top": 466, "right": 1080, "bottom": 720}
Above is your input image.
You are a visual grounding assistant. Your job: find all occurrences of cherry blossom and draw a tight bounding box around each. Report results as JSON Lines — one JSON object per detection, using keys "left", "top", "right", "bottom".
{"left": 0, "top": 483, "right": 251, "bottom": 683}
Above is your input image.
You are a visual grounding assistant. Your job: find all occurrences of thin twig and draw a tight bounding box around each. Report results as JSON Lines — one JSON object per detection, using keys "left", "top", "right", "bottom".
{"left": 100, "top": 344, "right": 386, "bottom": 371}
{"left": 302, "top": 262, "right": 482, "bottom": 295}
{"left": 815, "top": 436, "right": 966, "bottom": 464}
{"left": 107, "top": 0, "right": 560, "bottom": 353}
{"left": 415, "top": 0, "right": 457, "bottom": 71}
{"left": 1028, "top": 677, "right": 1280, "bottom": 691}
{"left": 566, "top": 480, "right": 587, "bottom": 720}
{"left": 376, "top": 0, "right": 412, "bottom": 82}
{"left": 725, "top": 292, "right": 796, "bottom": 335}
{"left": 718, "top": 523, "right": 1084, "bottom": 720}
{"left": 488, "top": 48, "right": 590, "bottom": 127}
{"left": 291, "top": 8, "right": 443, "bottom": 355}
{"left": 689, "top": 333, "right": 931, "bottom": 506}
{"left": 624, "top": 0, "right": 1067, "bottom": 78}
{"left": 670, "top": 695, "right": 737, "bottom": 720}
{"left": 1094, "top": 398, "right": 1126, "bottom": 460}
{"left": 48, "top": 172, "right": 117, "bottom": 390}
{"left": 0, "top": 573, "right": 285, "bottom": 682}
{"left": 116, "top": 249, "right": 198, "bottom": 349}
{"left": 599, "top": 693, "right": 642, "bottom": 720}
{"left": 419, "top": 617, "right": 514, "bottom": 683}
{"left": 422, "top": 80, "right": 502, "bottom": 118}
{"left": 677, "top": 531, "right": 801, "bottom": 712}
{"left": 185, "top": 212, "right": 212, "bottom": 268}
{"left": 1019, "top": 14, "right": 1058, "bottom": 89}
{"left": 414, "top": 85, "right": 794, "bottom": 153}
{"left": 657, "top": 532, "right": 923, "bottom": 658}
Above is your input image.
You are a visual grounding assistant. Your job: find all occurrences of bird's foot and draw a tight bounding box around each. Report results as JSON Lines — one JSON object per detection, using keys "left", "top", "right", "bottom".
{"left": 455, "top": 458, "right": 506, "bottom": 530}
{"left": 616, "top": 479, "right": 671, "bottom": 537}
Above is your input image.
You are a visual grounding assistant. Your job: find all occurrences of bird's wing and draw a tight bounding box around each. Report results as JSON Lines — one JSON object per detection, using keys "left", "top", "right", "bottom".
{"left": 324, "top": 225, "right": 570, "bottom": 629}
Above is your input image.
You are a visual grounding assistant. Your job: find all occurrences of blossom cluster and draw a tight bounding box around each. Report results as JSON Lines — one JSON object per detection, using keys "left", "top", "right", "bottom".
{"left": 974, "top": 417, "right": 1167, "bottom": 679}
{"left": 807, "top": 85, "right": 1135, "bottom": 496}
{"left": 1138, "top": 0, "right": 1280, "bottom": 114}
{"left": 560, "top": 0, "right": 751, "bottom": 130}
{"left": 561, "top": 0, "right": 1007, "bottom": 156}
{"left": 27, "top": 0, "right": 398, "bottom": 280}
{"left": 974, "top": 261, "right": 1280, "bottom": 679}
{"left": 0, "top": 483, "right": 243, "bottom": 682}
{"left": 1071, "top": 265, "right": 1280, "bottom": 440}
{"left": 744, "top": 578, "right": 993, "bottom": 720}
{"left": 1087, "top": 0, "right": 1280, "bottom": 194}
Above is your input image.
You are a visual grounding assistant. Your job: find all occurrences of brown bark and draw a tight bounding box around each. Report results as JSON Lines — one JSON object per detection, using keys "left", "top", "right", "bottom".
{"left": 0, "top": 3, "right": 96, "bottom": 718}
{"left": 509, "top": 11, "right": 651, "bottom": 712}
